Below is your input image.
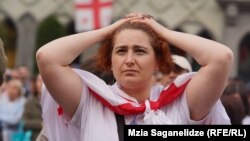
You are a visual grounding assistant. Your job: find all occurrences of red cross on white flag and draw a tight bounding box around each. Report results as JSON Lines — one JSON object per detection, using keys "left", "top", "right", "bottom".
{"left": 75, "top": 0, "right": 113, "bottom": 32}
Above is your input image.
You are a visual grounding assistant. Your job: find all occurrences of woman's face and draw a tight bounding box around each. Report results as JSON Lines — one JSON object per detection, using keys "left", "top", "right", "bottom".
{"left": 111, "top": 29, "right": 158, "bottom": 88}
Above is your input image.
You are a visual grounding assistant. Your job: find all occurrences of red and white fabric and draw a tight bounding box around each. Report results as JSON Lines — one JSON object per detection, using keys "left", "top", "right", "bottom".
{"left": 74, "top": 0, "right": 113, "bottom": 32}
{"left": 41, "top": 69, "right": 230, "bottom": 141}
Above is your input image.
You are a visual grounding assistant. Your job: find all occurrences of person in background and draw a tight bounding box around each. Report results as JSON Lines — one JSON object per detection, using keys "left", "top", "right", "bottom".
{"left": 36, "top": 12, "right": 233, "bottom": 141}
{"left": 0, "top": 38, "right": 7, "bottom": 141}
{"left": 80, "top": 56, "right": 114, "bottom": 85}
{"left": 22, "top": 74, "right": 43, "bottom": 141}
{"left": 157, "top": 54, "right": 192, "bottom": 86}
{"left": 0, "top": 79, "right": 26, "bottom": 141}
{"left": 221, "top": 79, "right": 246, "bottom": 124}
{"left": 242, "top": 82, "right": 250, "bottom": 124}
{"left": 18, "top": 66, "right": 32, "bottom": 97}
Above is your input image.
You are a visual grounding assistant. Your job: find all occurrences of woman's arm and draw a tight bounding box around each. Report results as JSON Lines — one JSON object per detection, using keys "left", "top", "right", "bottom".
{"left": 163, "top": 30, "right": 233, "bottom": 120}
{"left": 130, "top": 14, "right": 234, "bottom": 120}
{"left": 36, "top": 18, "right": 131, "bottom": 118}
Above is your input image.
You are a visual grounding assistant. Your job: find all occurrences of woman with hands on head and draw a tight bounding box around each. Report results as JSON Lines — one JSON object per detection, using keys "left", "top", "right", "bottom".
{"left": 36, "top": 12, "right": 233, "bottom": 141}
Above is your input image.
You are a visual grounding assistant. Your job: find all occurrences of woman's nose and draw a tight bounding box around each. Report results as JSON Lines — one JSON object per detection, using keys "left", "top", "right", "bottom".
{"left": 125, "top": 52, "right": 135, "bottom": 66}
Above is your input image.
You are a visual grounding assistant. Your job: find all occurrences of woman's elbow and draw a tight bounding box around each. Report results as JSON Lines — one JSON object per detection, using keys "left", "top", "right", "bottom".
{"left": 36, "top": 48, "right": 51, "bottom": 67}
{"left": 217, "top": 47, "right": 234, "bottom": 67}
{"left": 223, "top": 47, "right": 234, "bottom": 65}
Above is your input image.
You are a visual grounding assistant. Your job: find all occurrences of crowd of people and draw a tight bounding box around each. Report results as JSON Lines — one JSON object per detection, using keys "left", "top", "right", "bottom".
{"left": 0, "top": 12, "right": 249, "bottom": 141}
{"left": 0, "top": 39, "right": 43, "bottom": 141}
{"left": 0, "top": 66, "right": 43, "bottom": 141}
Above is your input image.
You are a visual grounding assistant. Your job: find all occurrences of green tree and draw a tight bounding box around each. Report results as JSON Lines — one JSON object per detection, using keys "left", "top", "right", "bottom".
{"left": 34, "top": 15, "right": 66, "bottom": 73}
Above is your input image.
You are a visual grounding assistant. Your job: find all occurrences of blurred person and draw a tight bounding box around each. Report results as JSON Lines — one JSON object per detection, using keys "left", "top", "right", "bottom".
{"left": 151, "top": 70, "right": 163, "bottom": 85}
{"left": 36, "top": 12, "right": 233, "bottom": 141}
{"left": 0, "top": 69, "right": 15, "bottom": 95}
{"left": 0, "top": 69, "right": 21, "bottom": 95}
{"left": 159, "top": 54, "right": 192, "bottom": 86}
{"left": 222, "top": 79, "right": 249, "bottom": 124}
{"left": 221, "top": 94, "right": 245, "bottom": 125}
{"left": 221, "top": 95, "right": 245, "bottom": 125}
{"left": 10, "top": 68, "right": 21, "bottom": 81}
{"left": 81, "top": 56, "right": 113, "bottom": 84}
{"left": 0, "top": 79, "right": 26, "bottom": 141}
{"left": 18, "top": 66, "right": 32, "bottom": 97}
{"left": 0, "top": 37, "right": 7, "bottom": 141}
{"left": 22, "top": 74, "right": 43, "bottom": 141}
{"left": 241, "top": 81, "right": 250, "bottom": 124}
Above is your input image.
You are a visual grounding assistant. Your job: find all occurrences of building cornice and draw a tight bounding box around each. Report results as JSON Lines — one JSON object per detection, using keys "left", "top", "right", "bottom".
{"left": 218, "top": 0, "right": 250, "bottom": 12}
{"left": 217, "top": 0, "right": 250, "bottom": 25}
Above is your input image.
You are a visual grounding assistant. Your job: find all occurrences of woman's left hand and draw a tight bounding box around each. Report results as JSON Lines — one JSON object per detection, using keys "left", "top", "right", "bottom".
{"left": 124, "top": 12, "right": 169, "bottom": 39}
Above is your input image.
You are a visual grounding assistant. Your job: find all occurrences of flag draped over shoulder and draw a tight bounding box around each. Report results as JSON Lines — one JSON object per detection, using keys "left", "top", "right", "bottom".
{"left": 42, "top": 70, "right": 193, "bottom": 141}
{"left": 74, "top": 0, "right": 113, "bottom": 32}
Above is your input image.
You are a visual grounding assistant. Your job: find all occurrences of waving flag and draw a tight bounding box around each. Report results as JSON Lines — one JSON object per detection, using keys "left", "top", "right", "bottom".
{"left": 75, "top": 0, "right": 113, "bottom": 32}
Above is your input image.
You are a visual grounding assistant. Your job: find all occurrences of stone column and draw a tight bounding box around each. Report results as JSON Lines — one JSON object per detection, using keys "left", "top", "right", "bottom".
{"left": 15, "top": 14, "right": 37, "bottom": 70}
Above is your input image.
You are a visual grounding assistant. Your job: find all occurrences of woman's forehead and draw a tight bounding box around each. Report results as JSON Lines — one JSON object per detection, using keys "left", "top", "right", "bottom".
{"left": 115, "top": 28, "right": 149, "bottom": 36}
{"left": 114, "top": 29, "right": 152, "bottom": 47}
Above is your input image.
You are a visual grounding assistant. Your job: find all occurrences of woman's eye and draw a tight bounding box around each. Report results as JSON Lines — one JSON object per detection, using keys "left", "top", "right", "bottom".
{"left": 116, "top": 49, "right": 126, "bottom": 54}
{"left": 136, "top": 49, "right": 146, "bottom": 54}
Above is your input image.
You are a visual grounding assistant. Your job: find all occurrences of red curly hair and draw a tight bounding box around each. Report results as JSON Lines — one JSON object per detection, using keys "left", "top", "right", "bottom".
{"left": 95, "top": 22, "right": 173, "bottom": 74}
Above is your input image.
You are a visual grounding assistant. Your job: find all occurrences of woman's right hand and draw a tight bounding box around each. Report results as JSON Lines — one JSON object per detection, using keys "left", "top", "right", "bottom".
{"left": 100, "top": 16, "right": 134, "bottom": 38}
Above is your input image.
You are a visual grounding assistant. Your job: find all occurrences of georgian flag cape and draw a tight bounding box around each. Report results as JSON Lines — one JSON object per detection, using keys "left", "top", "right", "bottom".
{"left": 40, "top": 69, "right": 229, "bottom": 141}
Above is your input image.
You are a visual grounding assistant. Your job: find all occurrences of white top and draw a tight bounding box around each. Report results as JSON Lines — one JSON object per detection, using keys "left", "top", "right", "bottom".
{"left": 0, "top": 93, "right": 26, "bottom": 126}
{"left": 41, "top": 69, "right": 230, "bottom": 141}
